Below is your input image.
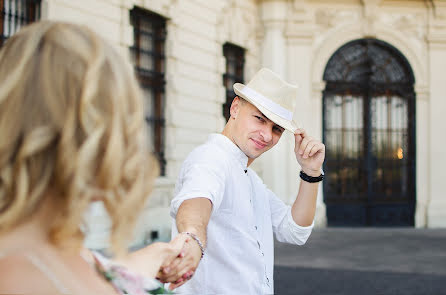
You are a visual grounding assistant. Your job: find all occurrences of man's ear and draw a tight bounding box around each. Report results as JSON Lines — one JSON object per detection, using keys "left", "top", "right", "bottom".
{"left": 230, "top": 96, "right": 242, "bottom": 119}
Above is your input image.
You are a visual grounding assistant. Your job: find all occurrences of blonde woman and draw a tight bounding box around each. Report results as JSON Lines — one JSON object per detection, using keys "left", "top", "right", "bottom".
{"left": 0, "top": 21, "right": 187, "bottom": 294}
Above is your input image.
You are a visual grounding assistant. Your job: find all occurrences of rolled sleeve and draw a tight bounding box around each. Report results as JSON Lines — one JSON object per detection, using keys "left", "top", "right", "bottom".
{"left": 170, "top": 190, "right": 216, "bottom": 219}
{"left": 170, "top": 157, "right": 227, "bottom": 218}
{"left": 285, "top": 209, "right": 314, "bottom": 245}
{"left": 268, "top": 187, "right": 314, "bottom": 245}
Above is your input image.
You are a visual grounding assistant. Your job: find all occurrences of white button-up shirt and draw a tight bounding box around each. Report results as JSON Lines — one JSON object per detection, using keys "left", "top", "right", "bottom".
{"left": 170, "top": 134, "right": 313, "bottom": 295}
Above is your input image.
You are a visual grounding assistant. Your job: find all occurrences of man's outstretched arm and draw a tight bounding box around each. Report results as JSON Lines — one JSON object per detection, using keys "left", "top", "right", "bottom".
{"left": 158, "top": 197, "right": 212, "bottom": 289}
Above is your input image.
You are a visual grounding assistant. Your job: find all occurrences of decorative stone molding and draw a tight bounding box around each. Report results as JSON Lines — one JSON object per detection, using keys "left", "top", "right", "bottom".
{"left": 361, "top": 0, "right": 383, "bottom": 37}
{"left": 415, "top": 85, "right": 430, "bottom": 101}
{"left": 427, "top": 0, "right": 446, "bottom": 48}
{"left": 290, "top": 0, "right": 310, "bottom": 24}
{"left": 217, "top": 0, "right": 260, "bottom": 50}
{"left": 313, "top": 5, "right": 424, "bottom": 43}
{"left": 314, "top": 9, "right": 360, "bottom": 31}
{"left": 312, "top": 81, "right": 326, "bottom": 100}
{"left": 121, "top": 0, "right": 176, "bottom": 16}
{"left": 216, "top": 0, "right": 262, "bottom": 91}
{"left": 311, "top": 22, "right": 427, "bottom": 90}
{"left": 378, "top": 13, "right": 425, "bottom": 42}
{"left": 285, "top": 0, "right": 314, "bottom": 42}
{"left": 161, "top": 0, "right": 177, "bottom": 16}
{"left": 260, "top": 1, "right": 286, "bottom": 31}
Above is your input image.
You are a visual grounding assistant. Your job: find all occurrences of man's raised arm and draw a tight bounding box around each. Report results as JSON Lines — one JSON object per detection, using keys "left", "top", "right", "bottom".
{"left": 291, "top": 128, "right": 325, "bottom": 227}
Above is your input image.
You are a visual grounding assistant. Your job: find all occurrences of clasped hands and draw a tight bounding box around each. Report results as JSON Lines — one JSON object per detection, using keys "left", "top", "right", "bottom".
{"left": 120, "top": 232, "right": 202, "bottom": 291}
{"left": 156, "top": 232, "right": 202, "bottom": 290}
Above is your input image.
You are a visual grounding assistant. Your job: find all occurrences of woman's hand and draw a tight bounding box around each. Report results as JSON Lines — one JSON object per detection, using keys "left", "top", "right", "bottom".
{"left": 156, "top": 233, "right": 203, "bottom": 290}
{"left": 117, "top": 234, "right": 189, "bottom": 278}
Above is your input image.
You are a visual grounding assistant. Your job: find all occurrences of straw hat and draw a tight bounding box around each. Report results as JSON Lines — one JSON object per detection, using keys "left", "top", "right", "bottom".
{"left": 233, "top": 68, "right": 300, "bottom": 133}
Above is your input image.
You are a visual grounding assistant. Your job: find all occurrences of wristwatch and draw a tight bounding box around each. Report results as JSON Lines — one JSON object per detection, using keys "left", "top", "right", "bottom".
{"left": 300, "top": 170, "right": 324, "bottom": 183}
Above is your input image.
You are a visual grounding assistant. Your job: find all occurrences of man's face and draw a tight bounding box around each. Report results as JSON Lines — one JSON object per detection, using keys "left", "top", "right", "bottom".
{"left": 230, "top": 97, "right": 285, "bottom": 160}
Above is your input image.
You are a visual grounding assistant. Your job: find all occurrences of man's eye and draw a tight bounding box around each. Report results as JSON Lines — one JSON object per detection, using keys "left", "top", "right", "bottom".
{"left": 255, "top": 116, "right": 264, "bottom": 122}
{"left": 274, "top": 126, "right": 284, "bottom": 133}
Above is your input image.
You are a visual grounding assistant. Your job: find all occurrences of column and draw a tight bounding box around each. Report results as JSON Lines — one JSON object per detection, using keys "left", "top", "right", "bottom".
{"left": 285, "top": 7, "right": 326, "bottom": 225}
{"left": 427, "top": 4, "right": 446, "bottom": 227}
{"left": 259, "top": 0, "right": 289, "bottom": 201}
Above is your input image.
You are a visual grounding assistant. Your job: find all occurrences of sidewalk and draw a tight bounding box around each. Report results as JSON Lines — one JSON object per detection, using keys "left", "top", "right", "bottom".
{"left": 274, "top": 228, "right": 446, "bottom": 295}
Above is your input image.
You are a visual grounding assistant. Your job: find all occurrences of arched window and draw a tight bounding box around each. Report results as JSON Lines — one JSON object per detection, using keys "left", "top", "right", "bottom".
{"left": 323, "top": 39, "right": 416, "bottom": 226}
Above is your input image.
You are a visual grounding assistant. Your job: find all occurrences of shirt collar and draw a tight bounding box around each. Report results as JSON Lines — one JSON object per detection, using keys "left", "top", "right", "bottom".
{"left": 208, "top": 133, "right": 248, "bottom": 169}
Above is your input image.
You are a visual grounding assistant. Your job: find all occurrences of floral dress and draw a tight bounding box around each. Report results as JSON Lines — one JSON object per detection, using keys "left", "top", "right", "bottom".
{"left": 92, "top": 251, "right": 173, "bottom": 295}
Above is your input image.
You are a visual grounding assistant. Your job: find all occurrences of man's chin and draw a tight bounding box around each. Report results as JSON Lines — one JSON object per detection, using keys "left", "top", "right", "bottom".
{"left": 241, "top": 145, "right": 269, "bottom": 159}
{"left": 245, "top": 150, "right": 264, "bottom": 159}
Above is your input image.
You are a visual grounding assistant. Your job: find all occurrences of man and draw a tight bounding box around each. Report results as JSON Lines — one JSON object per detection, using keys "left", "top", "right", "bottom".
{"left": 159, "top": 68, "right": 325, "bottom": 294}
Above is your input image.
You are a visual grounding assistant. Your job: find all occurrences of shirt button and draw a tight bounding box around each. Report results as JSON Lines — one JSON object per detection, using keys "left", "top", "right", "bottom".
{"left": 255, "top": 226, "right": 258, "bottom": 230}
{"left": 262, "top": 252, "right": 264, "bottom": 256}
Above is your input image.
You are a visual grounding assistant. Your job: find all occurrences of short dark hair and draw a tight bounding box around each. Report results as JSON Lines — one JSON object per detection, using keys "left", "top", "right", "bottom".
{"left": 236, "top": 96, "right": 247, "bottom": 104}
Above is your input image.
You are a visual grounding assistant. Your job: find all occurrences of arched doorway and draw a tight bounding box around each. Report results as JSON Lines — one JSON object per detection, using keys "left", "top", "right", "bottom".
{"left": 322, "top": 39, "right": 416, "bottom": 226}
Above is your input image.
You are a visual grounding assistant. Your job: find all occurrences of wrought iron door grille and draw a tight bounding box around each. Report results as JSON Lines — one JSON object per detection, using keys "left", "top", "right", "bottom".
{"left": 130, "top": 7, "right": 166, "bottom": 175}
{"left": 0, "top": 0, "right": 41, "bottom": 46}
{"left": 322, "top": 39, "right": 416, "bottom": 227}
{"left": 222, "top": 43, "right": 244, "bottom": 121}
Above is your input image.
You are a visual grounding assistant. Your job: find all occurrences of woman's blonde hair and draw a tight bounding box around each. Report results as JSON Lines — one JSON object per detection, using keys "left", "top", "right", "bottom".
{"left": 0, "top": 21, "right": 158, "bottom": 253}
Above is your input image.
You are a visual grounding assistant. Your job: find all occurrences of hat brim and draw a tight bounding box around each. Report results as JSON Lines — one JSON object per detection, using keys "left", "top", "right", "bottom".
{"left": 233, "top": 83, "right": 300, "bottom": 133}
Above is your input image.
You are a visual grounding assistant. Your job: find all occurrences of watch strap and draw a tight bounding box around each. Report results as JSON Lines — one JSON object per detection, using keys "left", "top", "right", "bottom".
{"left": 300, "top": 170, "right": 324, "bottom": 183}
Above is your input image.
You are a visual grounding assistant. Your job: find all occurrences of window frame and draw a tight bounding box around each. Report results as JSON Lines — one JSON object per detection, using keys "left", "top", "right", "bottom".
{"left": 222, "top": 43, "right": 245, "bottom": 121}
{"left": 130, "top": 7, "right": 167, "bottom": 176}
{"left": 0, "top": 0, "right": 41, "bottom": 46}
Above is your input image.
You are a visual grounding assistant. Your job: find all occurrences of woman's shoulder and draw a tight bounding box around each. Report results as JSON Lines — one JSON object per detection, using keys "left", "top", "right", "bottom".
{"left": 0, "top": 252, "right": 62, "bottom": 295}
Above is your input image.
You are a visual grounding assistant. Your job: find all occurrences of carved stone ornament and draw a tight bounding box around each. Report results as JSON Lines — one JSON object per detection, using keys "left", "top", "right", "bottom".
{"left": 217, "top": 0, "right": 260, "bottom": 48}
{"left": 293, "top": 0, "right": 308, "bottom": 16}
{"left": 361, "top": 0, "right": 383, "bottom": 37}
{"left": 314, "top": 9, "right": 360, "bottom": 30}
{"left": 428, "top": 0, "right": 446, "bottom": 43}
{"left": 286, "top": 0, "right": 314, "bottom": 40}
{"left": 378, "top": 13, "right": 425, "bottom": 41}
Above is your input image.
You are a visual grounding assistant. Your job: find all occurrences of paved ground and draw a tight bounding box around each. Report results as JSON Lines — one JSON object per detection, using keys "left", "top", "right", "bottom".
{"left": 274, "top": 228, "right": 446, "bottom": 295}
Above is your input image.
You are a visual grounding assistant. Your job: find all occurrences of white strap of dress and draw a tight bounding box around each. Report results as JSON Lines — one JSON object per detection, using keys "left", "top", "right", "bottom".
{"left": 0, "top": 251, "right": 70, "bottom": 294}
{"left": 25, "top": 253, "right": 71, "bottom": 294}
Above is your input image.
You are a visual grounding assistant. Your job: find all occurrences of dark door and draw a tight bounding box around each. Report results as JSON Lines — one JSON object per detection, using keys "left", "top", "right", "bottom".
{"left": 322, "top": 39, "right": 416, "bottom": 226}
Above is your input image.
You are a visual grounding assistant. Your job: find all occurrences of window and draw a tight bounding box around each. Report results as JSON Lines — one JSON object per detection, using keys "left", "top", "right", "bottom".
{"left": 130, "top": 7, "right": 167, "bottom": 175}
{"left": 1, "top": 0, "right": 41, "bottom": 46}
{"left": 222, "top": 43, "right": 244, "bottom": 121}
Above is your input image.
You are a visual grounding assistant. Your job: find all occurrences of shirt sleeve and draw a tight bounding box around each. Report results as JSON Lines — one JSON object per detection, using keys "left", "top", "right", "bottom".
{"left": 170, "top": 154, "right": 227, "bottom": 218}
{"left": 267, "top": 188, "right": 314, "bottom": 245}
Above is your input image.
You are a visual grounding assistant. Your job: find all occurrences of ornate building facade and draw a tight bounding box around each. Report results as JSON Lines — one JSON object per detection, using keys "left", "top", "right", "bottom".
{"left": 6, "top": 0, "right": 444, "bottom": 249}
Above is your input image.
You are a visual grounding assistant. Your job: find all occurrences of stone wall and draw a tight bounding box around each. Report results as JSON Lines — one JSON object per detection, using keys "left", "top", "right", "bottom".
{"left": 38, "top": 0, "right": 446, "bottom": 250}
{"left": 41, "top": 0, "right": 262, "bottom": 249}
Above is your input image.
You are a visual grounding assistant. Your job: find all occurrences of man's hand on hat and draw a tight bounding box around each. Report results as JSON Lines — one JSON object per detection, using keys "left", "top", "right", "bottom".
{"left": 294, "top": 128, "right": 325, "bottom": 176}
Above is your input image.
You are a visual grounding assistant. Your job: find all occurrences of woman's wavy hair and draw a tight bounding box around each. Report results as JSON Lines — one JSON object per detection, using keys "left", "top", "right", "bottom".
{"left": 0, "top": 21, "right": 158, "bottom": 253}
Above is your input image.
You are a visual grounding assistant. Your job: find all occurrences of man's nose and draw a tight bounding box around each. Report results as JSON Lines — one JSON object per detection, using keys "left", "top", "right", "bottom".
{"left": 260, "top": 125, "right": 273, "bottom": 143}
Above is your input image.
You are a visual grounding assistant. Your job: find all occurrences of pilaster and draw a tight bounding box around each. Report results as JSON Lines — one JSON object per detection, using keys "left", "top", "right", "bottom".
{"left": 426, "top": 0, "right": 446, "bottom": 227}
{"left": 259, "top": 0, "right": 290, "bottom": 202}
